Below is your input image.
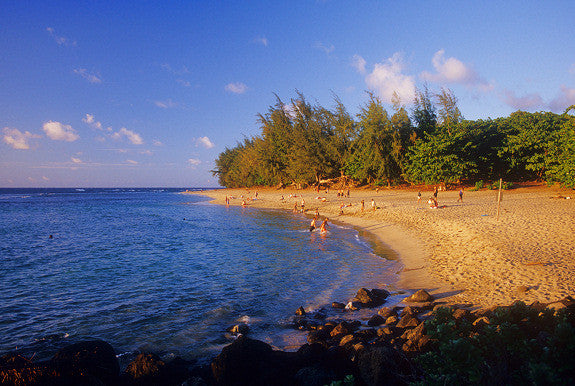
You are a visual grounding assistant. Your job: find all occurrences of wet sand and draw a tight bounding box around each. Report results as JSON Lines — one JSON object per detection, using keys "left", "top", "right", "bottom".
{"left": 194, "top": 185, "right": 575, "bottom": 307}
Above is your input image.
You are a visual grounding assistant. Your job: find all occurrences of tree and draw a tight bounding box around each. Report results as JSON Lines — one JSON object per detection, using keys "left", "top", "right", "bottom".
{"left": 436, "top": 87, "right": 463, "bottom": 134}
{"left": 412, "top": 85, "right": 437, "bottom": 138}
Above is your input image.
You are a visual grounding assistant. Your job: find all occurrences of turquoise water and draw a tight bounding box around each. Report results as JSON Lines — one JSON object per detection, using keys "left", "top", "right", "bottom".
{"left": 0, "top": 188, "right": 400, "bottom": 360}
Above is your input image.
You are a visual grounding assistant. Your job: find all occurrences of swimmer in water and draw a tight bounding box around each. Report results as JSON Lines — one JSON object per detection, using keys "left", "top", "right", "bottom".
{"left": 320, "top": 218, "right": 329, "bottom": 233}
{"left": 309, "top": 216, "right": 317, "bottom": 232}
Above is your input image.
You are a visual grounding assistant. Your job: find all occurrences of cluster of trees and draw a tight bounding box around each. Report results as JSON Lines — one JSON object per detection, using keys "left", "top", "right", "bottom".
{"left": 213, "top": 89, "right": 575, "bottom": 188}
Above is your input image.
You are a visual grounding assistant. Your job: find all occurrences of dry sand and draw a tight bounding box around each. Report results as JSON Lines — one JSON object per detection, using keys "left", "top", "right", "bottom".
{"left": 193, "top": 185, "right": 575, "bottom": 308}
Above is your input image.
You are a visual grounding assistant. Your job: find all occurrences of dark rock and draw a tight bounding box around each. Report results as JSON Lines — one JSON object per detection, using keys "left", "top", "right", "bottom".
{"left": 400, "top": 306, "right": 419, "bottom": 317}
{"left": 210, "top": 335, "right": 299, "bottom": 386}
{"left": 330, "top": 322, "right": 351, "bottom": 338}
{"left": 352, "top": 288, "right": 389, "bottom": 308}
{"left": 296, "top": 306, "right": 306, "bottom": 316}
{"left": 396, "top": 314, "right": 419, "bottom": 329}
{"left": 0, "top": 353, "right": 31, "bottom": 368}
{"left": 332, "top": 302, "right": 346, "bottom": 309}
{"left": 339, "top": 334, "right": 356, "bottom": 347}
{"left": 355, "top": 344, "right": 415, "bottom": 386}
{"left": 377, "top": 307, "right": 397, "bottom": 318}
{"left": 345, "top": 301, "right": 361, "bottom": 311}
{"left": 294, "top": 366, "right": 336, "bottom": 386}
{"left": 296, "top": 343, "right": 327, "bottom": 365}
{"left": 123, "top": 353, "right": 166, "bottom": 384}
{"left": 404, "top": 289, "right": 434, "bottom": 303}
{"left": 229, "top": 323, "right": 250, "bottom": 335}
{"left": 367, "top": 314, "right": 385, "bottom": 327}
{"left": 51, "top": 339, "right": 119, "bottom": 383}
{"left": 385, "top": 315, "right": 399, "bottom": 325}
{"left": 307, "top": 329, "right": 329, "bottom": 345}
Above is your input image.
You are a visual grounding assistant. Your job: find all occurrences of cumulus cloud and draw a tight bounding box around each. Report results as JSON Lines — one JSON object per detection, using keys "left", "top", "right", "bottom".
{"left": 46, "top": 27, "right": 76, "bottom": 47}
{"left": 549, "top": 86, "right": 575, "bottom": 112}
{"left": 502, "top": 90, "right": 545, "bottom": 111}
{"left": 2, "top": 128, "right": 41, "bottom": 150}
{"left": 351, "top": 54, "right": 367, "bottom": 74}
{"left": 82, "top": 114, "right": 103, "bottom": 130}
{"left": 112, "top": 128, "right": 144, "bottom": 145}
{"left": 365, "top": 53, "right": 416, "bottom": 104}
{"left": 74, "top": 68, "right": 102, "bottom": 84}
{"left": 188, "top": 158, "right": 201, "bottom": 166}
{"left": 43, "top": 121, "right": 79, "bottom": 142}
{"left": 254, "top": 36, "right": 268, "bottom": 46}
{"left": 225, "top": 82, "right": 248, "bottom": 94}
{"left": 42, "top": 176, "right": 50, "bottom": 181}
{"left": 71, "top": 157, "right": 83, "bottom": 164}
{"left": 196, "top": 136, "right": 214, "bottom": 149}
{"left": 420, "top": 50, "right": 492, "bottom": 91}
{"left": 153, "top": 140, "right": 164, "bottom": 146}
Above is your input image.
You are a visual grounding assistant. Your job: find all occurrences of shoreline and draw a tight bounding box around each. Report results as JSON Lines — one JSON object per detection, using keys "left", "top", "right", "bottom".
{"left": 192, "top": 184, "right": 575, "bottom": 308}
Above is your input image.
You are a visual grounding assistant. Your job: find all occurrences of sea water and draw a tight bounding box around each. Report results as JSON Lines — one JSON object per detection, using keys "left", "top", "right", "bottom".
{"left": 0, "top": 188, "right": 401, "bottom": 361}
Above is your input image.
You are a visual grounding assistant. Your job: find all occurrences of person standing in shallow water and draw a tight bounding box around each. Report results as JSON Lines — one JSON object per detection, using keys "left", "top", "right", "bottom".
{"left": 320, "top": 218, "right": 329, "bottom": 233}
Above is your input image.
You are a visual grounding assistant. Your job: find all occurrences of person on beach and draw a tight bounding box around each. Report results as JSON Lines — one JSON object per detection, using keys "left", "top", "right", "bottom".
{"left": 417, "top": 191, "right": 421, "bottom": 203}
{"left": 320, "top": 218, "right": 329, "bottom": 233}
{"left": 361, "top": 199, "right": 365, "bottom": 212}
{"left": 371, "top": 199, "right": 376, "bottom": 212}
{"left": 339, "top": 202, "right": 345, "bottom": 215}
{"left": 225, "top": 195, "right": 230, "bottom": 205}
{"left": 433, "top": 186, "right": 438, "bottom": 199}
{"left": 293, "top": 202, "right": 298, "bottom": 213}
{"left": 241, "top": 200, "right": 247, "bottom": 207}
{"left": 315, "top": 208, "right": 320, "bottom": 217}
{"left": 458, "top": 188, "right": 464, "bottom": 202}
{"left": 428, "top": 196, "right": 438, "bottom": 209}
{"left": 300, "top": 198, "right": 305, "bottom": 213}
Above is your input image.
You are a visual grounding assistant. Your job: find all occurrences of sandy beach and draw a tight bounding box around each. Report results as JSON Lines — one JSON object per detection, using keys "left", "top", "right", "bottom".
{"left": 195, "top": 185, "right": 575, "bottom": 308}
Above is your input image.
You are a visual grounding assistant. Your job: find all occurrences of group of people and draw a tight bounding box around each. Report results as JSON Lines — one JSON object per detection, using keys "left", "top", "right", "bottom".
{"left": 418, "top": 186, "right": 464, "bottom": 209}
{"left": 309, "top": 215, "right": 329, "bottom": 234}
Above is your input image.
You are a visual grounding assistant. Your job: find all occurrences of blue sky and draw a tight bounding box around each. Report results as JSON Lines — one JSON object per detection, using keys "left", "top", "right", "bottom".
{"left": 2, "top": 1, "right": 574, "bottom": 187}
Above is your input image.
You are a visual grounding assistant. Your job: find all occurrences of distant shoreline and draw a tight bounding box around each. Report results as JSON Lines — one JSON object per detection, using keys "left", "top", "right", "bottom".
{"left": 192, "top": 184, "right": 575, "bottom": 307}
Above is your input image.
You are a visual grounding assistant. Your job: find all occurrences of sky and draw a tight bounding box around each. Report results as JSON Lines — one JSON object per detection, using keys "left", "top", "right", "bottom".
{"left": 1, "top": 1, "right": 574, "bottom": 188}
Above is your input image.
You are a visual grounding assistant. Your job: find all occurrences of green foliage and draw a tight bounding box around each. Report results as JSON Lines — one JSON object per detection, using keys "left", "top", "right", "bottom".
{"left": 213, "top": 90, "right": 575, "bottom": 189}
{"left": 470, "top": 180, "right": 484, "bottom": 191}
{"left": 329, "top": 374, "right": 355, "bottom": 386}
{"left": 415, "top": 303, "right": 575, "bottom": 385}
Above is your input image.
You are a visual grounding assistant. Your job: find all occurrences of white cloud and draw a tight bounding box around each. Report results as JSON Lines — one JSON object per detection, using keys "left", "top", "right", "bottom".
{"left": 42, "top": 176, "right": 50, "bottom": 181}
{"left": 154, "top": 99, "right": 177, "bottom": 109}
{"left": 225, "top": 82, "right": 248, "bottom": 94}
{"left": 74, "top": 68, "right": 102, "bottom": 84}
{"left": 196, "top": 136, "right": 214, "bottom": 149}
{"left": 254, "top": 36, "right": 268, "bottom": 46}
{"left": 46, "top": 27, "right": 76, "bottom": 47}
{"left": 153, "top": 140, "right": 164, "bottom": 146}
{"left": 188, "top": 158, "right": 201, "bottom": 166}
{"left": 315, "top": 42, "right": 335, "bottom": 55}
{"left": 140, "top": 150, "right": 153, "bottom": 156}
{"left": 126, "top": 159, "right": 138, "bottom": 165}
{"left": 43, "top": 121, "right": 79, "bottom": 142}
{"left": 502, "top": 90, "right": 544, "bottom": 111}
{"left": 82, "top": 114, "right": 103, "bottom": 130}
{"left": 420, "top": 50, "right": 492, "bottom": 91}
{"left": 2, "top": 127, "right": 41, "bottom": 150}
{"left": 549, "top": 86, "right": 575, "bottom": 112}
{"left": 71, "top": 157, "right": 83, "bottom": 164}
{"left": 351, "top": 54, "right": 367, "bottom": 74}
{"left": 365, "top": 53, "right": 416, "bottom": 104}
{"left": 112, "top": 128, "right": 144, "bottom": 145}
{"left": 176, "top": 79, "right": 192, "bottom": 87}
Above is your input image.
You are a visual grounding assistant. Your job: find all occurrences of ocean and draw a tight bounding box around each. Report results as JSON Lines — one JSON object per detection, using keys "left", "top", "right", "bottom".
{"left": 0, "top": 188, "right": 401, "bottom": 362}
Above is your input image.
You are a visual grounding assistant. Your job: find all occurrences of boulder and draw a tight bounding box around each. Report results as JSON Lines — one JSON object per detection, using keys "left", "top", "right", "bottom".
{"left": 332, "top": 302, "right": 346, "bottom": 309}
{"left": 352, "top": 288, "right": 389, "bottom": 308}
{"left": 295, "top": 306, "right": 306, "bottom": 316}
{"left": 123, "top": 353, "right": 166, "bottom": 384}
{"left": 404, "top": 289, "right": 434, "bottom": 303}
{"left": 355, "top": 344, "right": 415, "bottom": 386}
{"left": 385, "top": 315, "right": 399, "bottom": 325}
{"left": 51, "top": 340, "right": 119, "bottom": 383}
{"left": 230, "top": 323, "right": 250, "bottom": 335}
{"left": 211, "top": 336, "right": 299, "bottom": 386}
{"left": 294, "top": 366, "right": 336, "bottom": 386}
{"left": 330, "top": 322, "right": 351, "bottom": 338}
{"left": 367, "top": 314, "right": 385, "bottom": 327}
{"left": 396, "top": 314, "right": 419, "bottom": 329}
{"left": 377, "top": 307, "right": 396, "bottom": 318}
